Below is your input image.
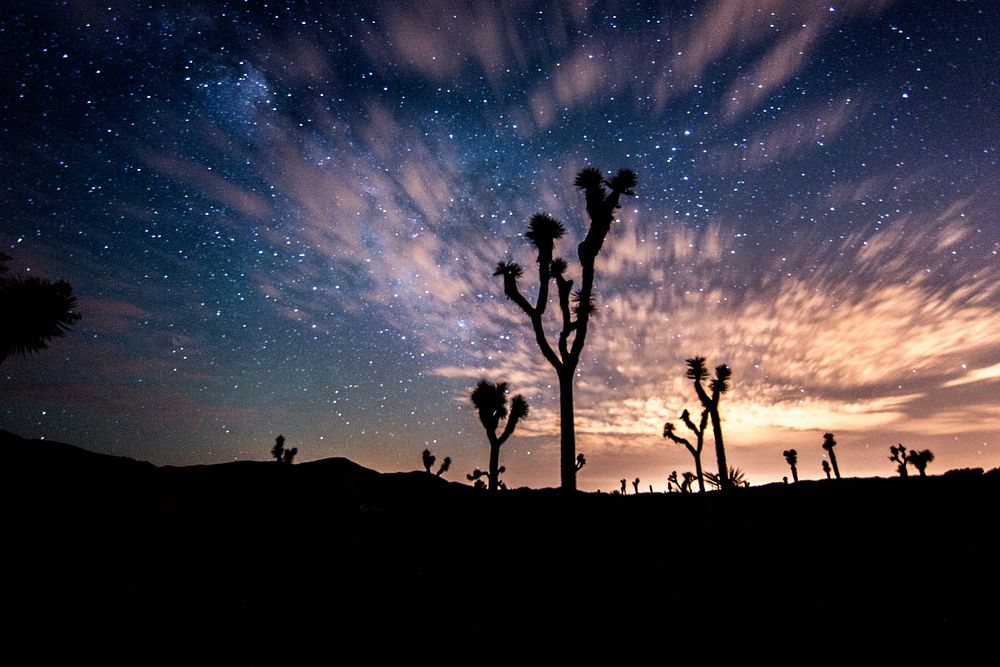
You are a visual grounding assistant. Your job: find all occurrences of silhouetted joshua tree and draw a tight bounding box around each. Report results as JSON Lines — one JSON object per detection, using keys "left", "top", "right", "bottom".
{"left": 783, "top": 449, "right": 799, "bottom": 483}
{"left": 436, "top": 456, "right": 451, "bottom": 477}
{"left": 271, "top": 435, "right": 297, "bottom": 464}
{"left": 663, "top": 408, "right": 709, "bottom": 492}
{"left": 272, "top": 435, "right": 286, "bottom": 463}
{"left": 495, "top": 167, "right": 636, "bottom": 491}
{"left": 822, "top": 460, "right": 832, "bottom": 479}
{"left": 422, "top": 449, "right": 451, "bottom": 477}
{"left": 0, "top": 253, "right": 81, "bottom": 366}
{"left": 821, "top": 432, "right": 841, "bottom": 479}
{"left": 632, "top": 477, "right": 640, "bottom": 494}
{"left": 889, "top": 444, "right": 909, "bottom": 477}
{"left": 667, "top": 470, "right": 695, "bottom": 493}
{"left": 906, "top": 449, "right": 935, "bottom": 477}
{"left": 685, "top": 357, "right": 733, "bottom": 491}
{"left": 620, "top": 479, "right": 627, "bottom": 495}
{"left": 470, "top": 379, "right": 528, "bottom": 491}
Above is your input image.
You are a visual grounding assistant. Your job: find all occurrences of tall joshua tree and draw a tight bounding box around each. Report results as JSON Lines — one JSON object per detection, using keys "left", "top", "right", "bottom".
{"left": 686, "top": 356, "right": 733, "bottom": 491}
{"left": 783, "top": 449, "right": 799, "bottom": 483}
{"left": 0, "top": 253, "right": 82, "bottom": 366}
{"left": 663, "top": 408, "right": 708, "bottom": 492}
{"left": 821, "top": 432, "right": 841, "bottom": 479}
{"left": 906, "top": 449, "right": 934, "bottom": 477}
{"left": 495, "top": 167, "right": 636, "bottom": 491}
{"left": 470, "top": 379, "right": 529, "bottom": 492}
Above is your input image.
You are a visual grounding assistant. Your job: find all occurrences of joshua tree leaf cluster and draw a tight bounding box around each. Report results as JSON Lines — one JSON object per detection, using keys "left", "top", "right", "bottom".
{"left": 0, "top": 253, "right": 81, "bottom": 366}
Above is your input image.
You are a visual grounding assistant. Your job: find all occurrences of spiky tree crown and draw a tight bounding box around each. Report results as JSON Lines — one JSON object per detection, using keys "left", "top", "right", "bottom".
{"left": 525, "top": 213, "right": 566, "bottom": 256}
{"left": 685, "top": 357, "right": 708, "bottom": 382}
{"left": 783, "top": 449, "right": 798, "bottom": 464}
{"left": 606, "top": 169, "right": 638, "bottom": 195}
{"left": 470, "top": 379, "right": 510, "bottom": 427}
{"left": 711, "top": 365, "right": 731, "bottom": 394}
{"left": 822, "top": 433, "right": 836, "bottom": 450}
{"left": 574, "top": 167, "right": 605, "bottom": 192}
{"left": 571, "top": 289, "right": 596, "bottom": 317}
{"left": 0, "top": 275, "right": 82, "bottom": 357}
{"left": 509, "top": 395, "right": 529, "bottom": 421}
{"left": 493, "top": 261, "right": 523, "bottom": 280}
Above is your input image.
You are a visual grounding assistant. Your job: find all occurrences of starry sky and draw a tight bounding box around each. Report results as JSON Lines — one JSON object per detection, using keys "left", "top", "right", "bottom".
{"left": 2, "top": 0, "right": 997, "bottom": 491}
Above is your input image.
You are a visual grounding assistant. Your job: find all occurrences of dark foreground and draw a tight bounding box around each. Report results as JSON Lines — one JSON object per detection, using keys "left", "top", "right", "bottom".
{"left": 3, "top": 430, "right": 998, "bottom": 663}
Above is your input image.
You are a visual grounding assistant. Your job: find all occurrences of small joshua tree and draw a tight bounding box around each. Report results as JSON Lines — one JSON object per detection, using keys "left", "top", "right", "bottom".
{"left": 282, "top": 447, "right": 298, "bottom": 464}
{"left": 822, "top": 460, "right": 832, "bottom": 479}
{"left": 821, "top": 432, "right": 841, "bottom": 479}
{"left": 495, "top": 167, "right": 636, "bottom": 491}
{"left": 436, "top": 456, "right": 451, "bottom": 477}
{"left": 423, "top": 449, "right": 451, "bottom": 477}
{"left": 620, "top": 479, "right": 627, "bottom": 495}
{"left": 271, "top": 435, "right": 286, "bottom": 463}
{"left": 783, "top": 449, "right": 799, "bottom": 483}
{"left": 682, "top": 472, "right": 696, "bottom": 492}
{"left": 663, "top": 408, "right": 708, "bottom": 492}
{"left": 889, "top": 444, "right": 909, "bottom": 477}
{"left": 470, "top": 379, "right": 528, "bottom": 491}
{"left": 686, "top": 357, "right": 733, "bottom": 491}
{"left": 632, "top": 477, "right": 640, "bottom": 494}
{"left": 906, "top": 449, "right": 935, "bottom": 477}
{"left": 667, "top": 470, "right": 694, "bottom": 493}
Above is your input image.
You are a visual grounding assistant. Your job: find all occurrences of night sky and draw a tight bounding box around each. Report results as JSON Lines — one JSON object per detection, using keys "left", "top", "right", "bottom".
{"left": 2, "top": 0, "right": 997, "bottom": 491}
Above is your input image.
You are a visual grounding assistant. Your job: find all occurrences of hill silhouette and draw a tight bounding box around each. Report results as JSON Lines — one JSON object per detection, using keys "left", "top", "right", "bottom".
{"left": 3, "top": 430, "right": 997, "bottom": 662}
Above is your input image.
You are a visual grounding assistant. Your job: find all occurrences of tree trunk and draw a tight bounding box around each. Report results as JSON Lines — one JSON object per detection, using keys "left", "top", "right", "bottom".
{"left": 559, "top": 367, "right": 577, "bottom": 492}
{"left": 710, "top": 410, "right": 731, "bottom": 491}
{"left": 488, "top": 439, "right": 500, "bottom": 492}
{"left": 791, "top": 465, "right": 798, "bottom": 483}
{"left": 830, "top": 450, "right": 841, "bottom": 479}
{"left": 694, "top": 455, "right": 705, "bottom": 493}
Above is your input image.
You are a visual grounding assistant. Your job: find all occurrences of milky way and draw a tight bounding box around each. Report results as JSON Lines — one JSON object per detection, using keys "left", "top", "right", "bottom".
{"left": 2, "top": 0, "right": 998, "bottom": 490}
